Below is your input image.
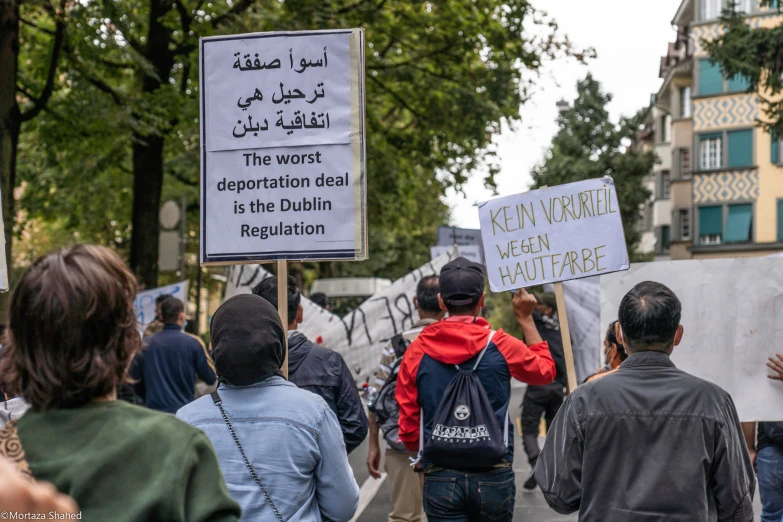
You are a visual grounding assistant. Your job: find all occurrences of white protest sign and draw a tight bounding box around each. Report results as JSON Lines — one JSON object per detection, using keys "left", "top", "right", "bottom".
{"left": 600, "top": 257, "right": 783, "bottom": 422}
{"left": 478, "top": 177, "right": 629, "bottom": 292}
{"left": 437, "top": 226, "right": 484, "bottom": 260}
{"left": 430, "top": 245, "right": 482, "bottom": 264}
{"left": 134, "top": 281, "right": 189, "bottom": 330}
{"left": 224, "top": 264, "right": 339, "bottom": 342}
{"left": 200, "top": 29, "right": 367, "bottom": 264}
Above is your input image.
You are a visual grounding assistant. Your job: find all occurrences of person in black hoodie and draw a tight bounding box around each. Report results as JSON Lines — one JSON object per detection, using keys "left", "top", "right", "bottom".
{"left": 253, "top": 276, "right": 368, "bottom": 454}
{"left": 521, "top": 291, "right": 568, "bottom": 491}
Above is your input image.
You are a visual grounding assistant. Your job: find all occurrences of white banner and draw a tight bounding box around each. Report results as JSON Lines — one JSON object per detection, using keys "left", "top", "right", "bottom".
{"left": 430, "top": 245, "right": 482, "bottom": 264}
{"left": 200, "top": 29, "right": 366, "bottom": 264}
{"left": 478, "top": 177, "right": 629, "bottom": 292}
{"left": 224, "top": 264, "right": 339, "bottom": 343}
{"left": 544, "top": 277, "right": 602, "bottom": 383}
{"left": 134, "top": 281, "right": 189, "bottom": 331}
{"left": 600, "top": 257, "right": 783, "bottom": 422}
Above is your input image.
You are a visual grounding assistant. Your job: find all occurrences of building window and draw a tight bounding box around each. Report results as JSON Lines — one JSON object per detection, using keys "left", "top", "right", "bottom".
{"left": 778, "top": 200, "right": 783, "bottom": 242}
{"left": 659, "top": 115, "right": 671, "bottom": 143}
{"left": 699, "top": 205, "right": 723, "bottom": 244}
{"left": 724, "top": 203, "right": 753, "bottom": 243}
{"left": 702, "top": 0, "right": 722, "bottom": 20}
{"left": 679, "top": 209, "right": 691, "bottom": 240}
{"left": 727, "top": 74, "right": 751, "bottom": 92}
{"left": 662, "top": 226, "right": 671, "bottom": 252}
{"left": 727, "top": 129, "right": 753, "bottom": 167}
{"left": 772, "top": 130, "right": 780, "bottom": 165}
{"left": 662, "top": 170, "right": 671, "bottom": 199}
{"left": 679, "top": 148, "right": 691, "bottom": 178}
{"left": 700, "top": 135, "right": 722, "bottom": 169}
{"left": 699, "top": 59, "right": 724, "bottom": 95}
{"left": 679, "top": 86, "right": 691, "bottom": 118}
{"left": 734, "top": 0, "right": 753, "bottom": 13}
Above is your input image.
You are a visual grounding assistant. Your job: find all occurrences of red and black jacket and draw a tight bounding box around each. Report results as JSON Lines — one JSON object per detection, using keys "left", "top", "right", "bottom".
{"left": 395, "top": 316, "right": 555, "bottom": 465}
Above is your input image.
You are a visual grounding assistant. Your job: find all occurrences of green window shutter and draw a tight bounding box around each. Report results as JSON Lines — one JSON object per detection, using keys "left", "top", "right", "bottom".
{"left": 727, "top": 74, "right": 751, "bottom": 92}
{"left": 771, "top": 0, "right": 779, "bottom": 9}
{"left": 662, "top": 226, "right": 670, "bottom": 250}
{"left": 773, "top": 130, "right": 779, "bottom": 164}
{"left": 699, "top": 206, "right": 723, "bottom": 236}
{"left": 727, "top": 129, "right": 753, "bottom": 167}
{"left": 778, "top": 200, "right": 783, "bottom": 242}
{"left": 699, "top": 59, "right": 723, "bottom": 95}
{"left": 724, "top": 204, "right": 753, "bottom": 242}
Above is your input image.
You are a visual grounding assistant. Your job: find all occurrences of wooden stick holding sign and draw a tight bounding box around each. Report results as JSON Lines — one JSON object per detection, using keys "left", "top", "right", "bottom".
{"left": 277, "top": 260, "right": 289, "bottom": 379}
{"left": 477, "top": 177, "right": 630, "bottom": 390}
{"left": 553, "top": 283, "right": 578, "bottom": 392}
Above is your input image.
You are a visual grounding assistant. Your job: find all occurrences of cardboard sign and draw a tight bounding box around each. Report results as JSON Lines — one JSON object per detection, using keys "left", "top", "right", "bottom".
{"left": 478, "top": 177, "right": 629, "bottom": 292}
{"left": 200, "top": 29, "right": 367, "bottom": 264}
{"left": 134, "top": 281, "right": 189, "bottom": 330}
{"left": 430, "top": 244, "right": 482, "bottom": 264}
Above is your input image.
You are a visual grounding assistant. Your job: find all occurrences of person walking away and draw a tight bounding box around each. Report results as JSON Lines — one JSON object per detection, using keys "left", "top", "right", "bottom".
{"left": 253, "top": 276, "right": 368, "bottom": 453}
{"left": 536, "top": 281, "right": 755, "bottom": 521}
{"left": 143, "top": 293, "right": 171, "bottom": 338}
{"left": 583, "top": 320, "right": 627, "bottom": 383}
{"left": 520, "top": 292, "right": 567, "bottom": 491}
{"left": 178, "top": 294, "right": 360, "bottom": 522}
{"left": 742, "top": 422, "right": 783, "bottom": 522}
{"left": 367, "top": 275, "right": 444, "bottom": 522}
{"left": 0, "top": 244, "right": 239, "bottom": 521}
{"left": 311, "top": 292, "right": 329, "bottom": 310}
{"left": 130, "top": 296, "right": 217, "bottom": 413}
{"left": 396, "top": 257, "right": 555, "bottom": 522}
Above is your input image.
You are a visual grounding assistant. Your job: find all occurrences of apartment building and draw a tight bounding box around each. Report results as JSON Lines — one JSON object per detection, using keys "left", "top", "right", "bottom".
{"left": 647, "top": 0, "right": 783, "bottom": 260}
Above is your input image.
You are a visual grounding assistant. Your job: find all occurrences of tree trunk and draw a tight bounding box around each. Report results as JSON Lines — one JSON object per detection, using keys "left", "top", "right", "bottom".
{"left": 128, "top": 0, "right": 174, "bottom": 289}
{"left": 0, "top": 0, "right": 20, "bottom": 281}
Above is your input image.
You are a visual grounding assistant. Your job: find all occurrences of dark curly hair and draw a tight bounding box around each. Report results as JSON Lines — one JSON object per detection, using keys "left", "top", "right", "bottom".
{"left": 1, "top": 244, "right": 141, "bottom": 411}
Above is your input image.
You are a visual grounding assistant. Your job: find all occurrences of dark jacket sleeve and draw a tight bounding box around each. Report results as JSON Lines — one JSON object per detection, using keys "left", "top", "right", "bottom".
{"left": 193, "top": 341, "right": 217, "bottom": 386}
{"left": 129, "top": 353, "right": 145, "bottom": 402}
{"left": 711, "top": 394, "right": 755, "bottom": 522}
{"left": 333, "top": 353, "right": 369, "bottom": 454}
{"left": 535, "top": 392, "right": 583, "bottom": 515}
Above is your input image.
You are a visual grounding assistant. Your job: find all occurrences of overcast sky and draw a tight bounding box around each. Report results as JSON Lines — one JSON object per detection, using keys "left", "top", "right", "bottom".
{"left": 445, "top": 0, "right": 683, "bottom": 229}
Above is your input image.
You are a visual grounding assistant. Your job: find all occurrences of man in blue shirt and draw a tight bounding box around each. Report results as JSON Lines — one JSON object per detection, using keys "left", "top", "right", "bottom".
{"left": 131, "top": 297, "right": 216, "bottom": 413}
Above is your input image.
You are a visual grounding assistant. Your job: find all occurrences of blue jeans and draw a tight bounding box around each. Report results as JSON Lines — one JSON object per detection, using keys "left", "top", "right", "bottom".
{"left": 758, "top": 446, "right": 783, "bottom": 522}
{"left": 423, "top": 467, "right": 515, "bottom": 522}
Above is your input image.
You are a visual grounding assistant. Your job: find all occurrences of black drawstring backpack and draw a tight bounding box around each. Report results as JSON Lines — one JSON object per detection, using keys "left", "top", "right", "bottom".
{"left": 421, "top": 331, "right": 510, "bottom": 470}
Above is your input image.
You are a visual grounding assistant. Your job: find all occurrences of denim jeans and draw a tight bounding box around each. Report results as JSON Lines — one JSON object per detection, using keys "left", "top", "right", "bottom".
{"left": 423, "top": 467, "right": 515, "bottom": 522}
{"left": 758, "top": 446, "right": 783, "bottom": 522}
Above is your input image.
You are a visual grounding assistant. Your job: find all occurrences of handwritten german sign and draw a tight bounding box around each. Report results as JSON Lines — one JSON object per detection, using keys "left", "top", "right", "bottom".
{"left": 478, "top": 177, "right": 629, "bottom": 292}
{"left": 200, "top": 29, "right": 367, "bottom": 264}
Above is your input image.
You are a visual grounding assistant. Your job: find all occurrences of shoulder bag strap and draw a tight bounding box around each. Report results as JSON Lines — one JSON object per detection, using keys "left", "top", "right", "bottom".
{"left": 454, "top": 330, "right": 496, "bottom": 371}
{"left": 0, "top": 420, "right": 33, "bottom": 481}
{"left": 211, "top": 391, "right": 284, "bottom": 522}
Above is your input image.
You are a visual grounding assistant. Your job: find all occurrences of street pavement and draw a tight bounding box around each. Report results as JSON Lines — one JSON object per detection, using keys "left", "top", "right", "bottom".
{"left": 348, "top": 386, "right": 763, "bottom": 521}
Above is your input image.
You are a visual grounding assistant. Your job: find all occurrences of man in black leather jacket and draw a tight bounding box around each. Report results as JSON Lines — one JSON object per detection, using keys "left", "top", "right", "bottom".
{"left": 253, "top": 276, "right": 368, "bottom": 454}
{"left": 536, "top": 281, "right": 755, "bottom": 522}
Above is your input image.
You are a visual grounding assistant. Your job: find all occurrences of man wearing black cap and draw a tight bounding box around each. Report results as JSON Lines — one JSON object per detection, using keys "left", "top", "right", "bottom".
{"left": 396, "top": 257, "right": 556, "bottom": 522}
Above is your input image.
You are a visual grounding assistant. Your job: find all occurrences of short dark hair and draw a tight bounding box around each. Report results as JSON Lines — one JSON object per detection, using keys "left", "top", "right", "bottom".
{"left": 310, "top": 292, "right": 328, "bottom": 309}
{"left": 161, "top": 297, "right": 185, "bottom": 324}
{"left": 606, "top": 320, "right": 627, "bottom": 361}
{"left": 618, "top": 281, "right": 681, "bottom": 351}
{"left": 416, "top": 276, "right": 440, "bottom": 314}
{"left": 1, "top": 244, "right": 141, "bottom": 411}
{"left": 155, "top": 293, "right": 172, "bottom": 306}
{"left": 252, "top": 275, "right": 301, "bottom": 324}
{"left": 445, "top": 296, "right": 481, "bottom": 316}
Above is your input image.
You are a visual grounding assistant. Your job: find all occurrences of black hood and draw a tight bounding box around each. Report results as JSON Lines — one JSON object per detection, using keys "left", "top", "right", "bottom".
{"left": 287, "top": 332, "right": 314, "bottom": 374}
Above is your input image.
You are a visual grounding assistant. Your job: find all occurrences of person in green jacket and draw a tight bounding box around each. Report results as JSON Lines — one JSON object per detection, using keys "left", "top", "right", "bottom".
{"left": 0, "top": 244, "right": 241, "bottom": 522}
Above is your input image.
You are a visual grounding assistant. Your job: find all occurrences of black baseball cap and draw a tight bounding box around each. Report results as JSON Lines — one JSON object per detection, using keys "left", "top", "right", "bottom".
{"left": 439, "top": 257, "right": 485, "bottom": 306}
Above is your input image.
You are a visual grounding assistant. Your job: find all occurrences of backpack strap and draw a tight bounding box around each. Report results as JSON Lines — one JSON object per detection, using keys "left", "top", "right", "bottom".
{"left": 455, "top": 331, "right": 496, "bottom": 371}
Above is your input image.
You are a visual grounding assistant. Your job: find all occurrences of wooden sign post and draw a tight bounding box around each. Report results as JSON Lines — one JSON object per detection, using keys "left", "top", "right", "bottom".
{"left": 277, "top": 260, "right": 289, "bottom": 378}
{"left": 553, "top": 283, "right": 577, "bottom": 392}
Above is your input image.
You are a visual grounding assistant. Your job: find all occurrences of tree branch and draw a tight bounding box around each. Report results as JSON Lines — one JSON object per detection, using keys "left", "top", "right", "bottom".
{"left": 168, "top": 169, "right": 198, "bottom": 186}
{"left": 210, "top": 0, "right": 255, "bottom": 29}
{"left": 367, "top": 74, "right": 426, "bottom": 122}
{"left": 20, "top": 0, "right": 66, "bottom": 122}
{"left": 336, "top": 0, "right": 371, "bottom": 15}
{"left": 368, "top": 44, "right": 453, "bottom": 71}
{"left": 20, "top": 17, "right": 55, "bottom": 35}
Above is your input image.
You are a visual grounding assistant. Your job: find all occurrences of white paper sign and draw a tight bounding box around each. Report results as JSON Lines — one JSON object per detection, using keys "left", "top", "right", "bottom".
{"left": 430, "top": 245, "right": 482, "bottom": 264}
{"left": 600, "top": 257, "right": 783, "bottom": 422}
{"left": 478, "top": 177, "right": 629, "bottom": 292}
{"left": 437, "top": 226, "right": 484, "bottom": 260}
{"left": 134, "top": 281, "right": 189, "bottom": 330}
{"left": 200, "top": 29, "right": 367, "bottom": 264}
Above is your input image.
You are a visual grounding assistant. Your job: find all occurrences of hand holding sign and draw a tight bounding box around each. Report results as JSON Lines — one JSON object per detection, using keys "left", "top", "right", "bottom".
{"left": 512, "top": 288, "right": 538, "bottom": 320}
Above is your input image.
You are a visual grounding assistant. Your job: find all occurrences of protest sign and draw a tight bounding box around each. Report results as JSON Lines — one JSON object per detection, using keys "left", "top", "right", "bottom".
{"left": 200, "top": 29, "right": 367, "bottom": 264}
{"left": 134, "top": 281, "right": 189, "bottom": 331}
{"left": 478, "top": 177, "right": 629, "bottom": 292}
{"left": 600, "top": 257, "right": 783, "bottom": 421}
{"left": 437, "top": 226, "right": 484, "bottom": 260}
{"left": 224, "top": 264, "right": 339, "bottom": 342}
{"left": 430, "top": 244, "right": 482, "bottom": 264}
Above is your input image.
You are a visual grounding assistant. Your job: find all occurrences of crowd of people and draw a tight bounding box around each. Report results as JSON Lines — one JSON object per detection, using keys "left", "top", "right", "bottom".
{"left": 0, "top": 245, "right": 780, "bottom": 522}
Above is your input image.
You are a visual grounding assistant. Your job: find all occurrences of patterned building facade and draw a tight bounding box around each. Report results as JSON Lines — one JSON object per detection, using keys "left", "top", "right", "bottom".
{"left": 648, "top": 0, "right": 783, "bottom": 260}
